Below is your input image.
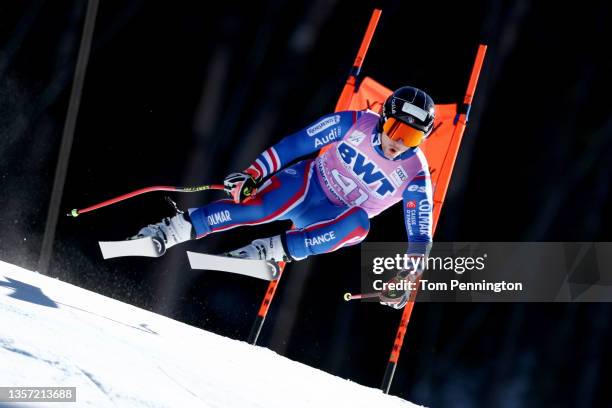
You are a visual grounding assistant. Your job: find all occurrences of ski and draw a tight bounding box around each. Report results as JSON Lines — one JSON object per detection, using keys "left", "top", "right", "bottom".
{"left": 98, "top": 236, "right": 165, "bottom": 259}
{"left": 186, "top": 251, "right": 281, "bottom": 281}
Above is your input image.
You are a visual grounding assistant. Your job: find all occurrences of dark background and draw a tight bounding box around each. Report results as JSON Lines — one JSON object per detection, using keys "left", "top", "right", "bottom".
{"left": 1, "top": 0, "right": 611, "bottom": 406}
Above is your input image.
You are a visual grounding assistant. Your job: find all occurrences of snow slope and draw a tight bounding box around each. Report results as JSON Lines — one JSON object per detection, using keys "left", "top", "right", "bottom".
{"left": 0, "top": 260, "right": 420, "bottom": 408}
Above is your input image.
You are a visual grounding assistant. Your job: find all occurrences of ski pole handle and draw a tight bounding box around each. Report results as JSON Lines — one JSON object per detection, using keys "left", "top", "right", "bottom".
{"left": 67, "top": 184, "right": 225, "bottom": 217}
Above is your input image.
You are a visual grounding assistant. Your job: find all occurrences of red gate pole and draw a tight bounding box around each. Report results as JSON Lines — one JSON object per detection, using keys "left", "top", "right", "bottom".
{"left": 247, "top": 260, "right": 288, "bottom": 344}
{"left": 335, "top": 9, "right": 382, "bottom": 111}
{"left": 248, "top": 9, "right": 383, "bottom": 345}
{"left": 381, "top": 44, "right": 488, "bottom": 394}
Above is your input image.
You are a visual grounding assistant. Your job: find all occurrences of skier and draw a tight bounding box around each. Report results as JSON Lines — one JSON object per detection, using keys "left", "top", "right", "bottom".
{"left": 133, "top": 86, "right": 434, "bottom": 308}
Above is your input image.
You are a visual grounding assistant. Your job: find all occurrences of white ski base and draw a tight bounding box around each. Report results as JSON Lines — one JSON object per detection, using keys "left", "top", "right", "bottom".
{"left": 187, "top": 251, "right": 280, "bottom": 281}
{"left": 0, "top": 260, "right": 420, "bottom": 408}
{"left": 99, "top": 236, "right": 163, "bottom": 259}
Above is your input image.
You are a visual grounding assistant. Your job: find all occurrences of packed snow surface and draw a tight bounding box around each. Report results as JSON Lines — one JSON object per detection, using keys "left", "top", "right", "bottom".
{"left": 0, "top": 260, "right": 420, "bottom": 407}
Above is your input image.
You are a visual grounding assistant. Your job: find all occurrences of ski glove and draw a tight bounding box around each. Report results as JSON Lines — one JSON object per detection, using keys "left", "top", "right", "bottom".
{"left": 379, "top": 266, "right": 423, "bottom": 309}
{"left": 223, "top": 169, "right": 261, "bottom": 203}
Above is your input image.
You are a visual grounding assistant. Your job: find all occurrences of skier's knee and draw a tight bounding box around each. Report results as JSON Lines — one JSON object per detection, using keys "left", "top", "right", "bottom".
{"left": 340, "top": 208, "right": 369, "bottom": 247}
{"left": 350, "top": 208, "right": 370, "bottom": 235}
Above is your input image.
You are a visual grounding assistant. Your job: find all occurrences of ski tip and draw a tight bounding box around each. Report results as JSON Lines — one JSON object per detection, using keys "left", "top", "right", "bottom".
{"left": 99, "top": 237, "right": 165, "bottom": 259}
{"left": 98, "top": 241, "right": 114, "bottom": 260}
{"left": 186, "top": 251, "right": 195, "bottom": 266}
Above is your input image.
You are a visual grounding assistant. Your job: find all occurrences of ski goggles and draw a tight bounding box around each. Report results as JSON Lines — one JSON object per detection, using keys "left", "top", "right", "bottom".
{"left": 382, "top": 117, "right": 425, "bottom": 147}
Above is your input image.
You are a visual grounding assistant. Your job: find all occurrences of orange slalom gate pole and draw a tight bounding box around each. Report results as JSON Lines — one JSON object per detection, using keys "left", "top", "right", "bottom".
{"left": 247, "top": 261, "right": 287, "bottom": 344}
{"left": 248, "top": 9, "right": 382, "bottom": 345}
{"left": 335, "top": 9, "right": 382, "bottom": 111}
{"left": 381, "top": 44, "right": 488, "bottom": 394}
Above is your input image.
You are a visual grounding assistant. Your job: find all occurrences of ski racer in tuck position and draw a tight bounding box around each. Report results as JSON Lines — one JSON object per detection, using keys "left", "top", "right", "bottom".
{"left": 134, "top": 86, "right": 434, "bottom": 308}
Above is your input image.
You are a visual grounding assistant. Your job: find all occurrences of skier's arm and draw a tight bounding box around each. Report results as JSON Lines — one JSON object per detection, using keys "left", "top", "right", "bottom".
{"left": 225, "top": 111, "right": 360, "bottom": 203}
{"left": 244, "top": 111, "right": 361, "bottom": 180}
{"left": 402, "top": 168, "right": 433, "bottom": 259}
{"left": 380, "top": 160, "right": 433, "bottom": 309}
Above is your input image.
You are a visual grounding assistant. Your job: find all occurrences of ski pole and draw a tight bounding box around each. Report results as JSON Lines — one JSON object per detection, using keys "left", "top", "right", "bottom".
{"left": 67, "top": 184, "right": 225, "bottom": 217}
{"left": 343, "top": 292, "right": 380, "bottom": 301}
{"left": 344, "top": 271, "right": 421, "bottom": 301}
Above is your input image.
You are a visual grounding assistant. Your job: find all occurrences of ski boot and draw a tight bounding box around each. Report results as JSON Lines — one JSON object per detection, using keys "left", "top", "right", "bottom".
{"left": 224, "top": 235, "right": 291, "bottom": 263}
{"left": 130, "top": 199, "right": 195, "bottom": 256}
